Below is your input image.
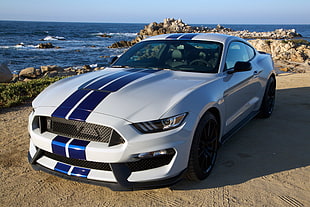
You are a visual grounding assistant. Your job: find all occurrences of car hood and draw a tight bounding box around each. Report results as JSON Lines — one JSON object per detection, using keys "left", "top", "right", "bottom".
{"left": 33, "top": 68, "right": 217, "bottom": 122}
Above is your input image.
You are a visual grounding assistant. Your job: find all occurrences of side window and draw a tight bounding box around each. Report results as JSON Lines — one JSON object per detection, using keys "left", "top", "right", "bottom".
{"left": 246, "top": 44, "right": 255, "bottom": 60}
{"left": 225, "top": 42, "right": 253, "bottom": 70}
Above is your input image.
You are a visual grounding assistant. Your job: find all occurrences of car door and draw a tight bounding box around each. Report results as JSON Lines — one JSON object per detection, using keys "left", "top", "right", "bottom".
{"left": 223, "top": 41, "right": 261, "bottom": 134}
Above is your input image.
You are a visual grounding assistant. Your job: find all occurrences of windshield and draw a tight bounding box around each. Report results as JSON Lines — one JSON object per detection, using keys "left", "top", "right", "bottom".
{"left": 112, "top": 40, "right": 223, "bottom": 73}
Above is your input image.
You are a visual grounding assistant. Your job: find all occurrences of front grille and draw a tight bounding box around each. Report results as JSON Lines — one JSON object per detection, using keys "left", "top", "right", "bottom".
{"left": 42, "top": 150, "right": 175, "bottom": 172}
{"left": 43, "top": 150, "right": 112, "bottom": 171}
{"left": 39, "top": 116, "right": 124, "bottom": 145}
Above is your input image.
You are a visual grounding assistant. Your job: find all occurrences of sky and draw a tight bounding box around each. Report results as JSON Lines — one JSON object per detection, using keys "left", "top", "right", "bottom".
{"left": 0, "top": 0, "right": 309, "bottom": 24}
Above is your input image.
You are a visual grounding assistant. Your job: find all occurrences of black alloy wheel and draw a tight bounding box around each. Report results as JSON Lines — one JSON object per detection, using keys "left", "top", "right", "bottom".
{"left": 259, "top": 77, "right": 276, "bottom": 118}
{"left": 186, "top": 112, "right": 219, "bottom": 181}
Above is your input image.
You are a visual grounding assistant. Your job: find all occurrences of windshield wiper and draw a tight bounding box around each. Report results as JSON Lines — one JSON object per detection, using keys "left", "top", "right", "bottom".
{"left": 111, "top": 65, "right": 131, "bottom": 68}
{"left": 144, "top": 67, "right": 172, "bottom": 71}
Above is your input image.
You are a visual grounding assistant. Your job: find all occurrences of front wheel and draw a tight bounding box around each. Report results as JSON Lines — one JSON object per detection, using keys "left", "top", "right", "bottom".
{"left": 258, "top": 76, "right": 276, "bottom": 118}
{"left": 186, "top": 112, "right": 219, "bottom": 181}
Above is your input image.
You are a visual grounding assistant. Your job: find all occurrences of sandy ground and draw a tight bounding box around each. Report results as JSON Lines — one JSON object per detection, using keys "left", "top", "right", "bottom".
{"left": 1, "top": 72, "right": 310, "bottom": 207}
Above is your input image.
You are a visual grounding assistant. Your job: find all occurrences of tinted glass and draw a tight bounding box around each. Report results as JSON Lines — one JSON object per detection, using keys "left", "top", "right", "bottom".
{"left": 246, "top": 44, "right": 255, "bottom": 59}
{"left": 225, "top": 42, "right": 254, "bottom": 69}
{"left": 113, "top": 40, "right": 223, "bottom": 73}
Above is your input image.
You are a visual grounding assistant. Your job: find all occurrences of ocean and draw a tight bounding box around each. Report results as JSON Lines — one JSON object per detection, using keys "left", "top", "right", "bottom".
{"left": 1, "top": 21, "right": 309, "bottom": 73}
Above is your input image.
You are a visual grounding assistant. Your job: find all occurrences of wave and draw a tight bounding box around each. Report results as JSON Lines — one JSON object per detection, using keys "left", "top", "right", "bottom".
{"left": 90, "top": 32, "right": 137, "bottom": 37}
{"left": 108, "top": 32, "right": 137, "bottom": 37}
{"left": 0, "top": 42, "right": 37, "bottom": 49}
{"left": 41, "top": 36, "right": 66, "bottom": 41}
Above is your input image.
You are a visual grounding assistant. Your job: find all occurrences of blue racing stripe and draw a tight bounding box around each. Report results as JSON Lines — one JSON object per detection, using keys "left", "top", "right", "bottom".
{"left": 52, "top": 136, "right": 71, "bottom": 157}
{"left": 52, "top": 69, "right": 141, "bottom": 119}
{"left": 68, "top": 91, "right": 110, "bottom": 121}
{"left": 179, "top": 33, "right": 198, "bottom": 40}
{"left": 54, "top": 162, "right": 71, "bottom": 174}
{"left": 68, "top": 69, "right": 159, "bottom": 121}
{"left": 52, "top": 90, "right": 89, "bottom": 118}
{"left": 84, "top": 70, "right": 133, "bottom": 91}
{"left": 68, "top": 139, "right": 90, "bottom": 160}
{"left": 166, "top": 33, "right": 184, "bottom": 39}
{"left": 103, "top": 70, "right": 157, "bottom": 92}
{"left": 71, "top": 167, "right": 90, "bottom": 178}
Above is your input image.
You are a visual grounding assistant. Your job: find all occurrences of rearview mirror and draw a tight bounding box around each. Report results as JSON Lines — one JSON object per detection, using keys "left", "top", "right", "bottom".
{"left": 234, "top": 61, "right": 252, "bottom": 72}
{"left": 109, "top": 56, "right": 118, "bottom": 65}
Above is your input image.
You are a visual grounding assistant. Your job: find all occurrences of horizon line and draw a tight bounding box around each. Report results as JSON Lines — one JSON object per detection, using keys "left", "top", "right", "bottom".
{"left": 0, "top": 19, "right": 309, "bottom": 25}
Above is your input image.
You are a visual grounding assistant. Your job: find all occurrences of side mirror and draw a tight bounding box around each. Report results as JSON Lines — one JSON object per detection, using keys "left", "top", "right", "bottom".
{"left": 234, "top": 61, "right": 252, "bottom": 72}
{"left": 109, "top": 56, "right": 118, "bottom": 65}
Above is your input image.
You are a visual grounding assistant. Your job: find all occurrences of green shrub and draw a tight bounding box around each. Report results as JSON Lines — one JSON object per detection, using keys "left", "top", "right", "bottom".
{"left": 0, "top": 76, "right": 66, "bottom": 108}
{"left": 281, "top": 39, "right": 309, "bottom": 46}
{"left": 265, "top": 40, "right": 272, "bottom": 46}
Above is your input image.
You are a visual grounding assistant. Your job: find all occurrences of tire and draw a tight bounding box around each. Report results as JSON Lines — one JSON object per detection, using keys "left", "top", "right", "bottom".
{"left": 258, "top": 77, "right": 276, "bottom": 118}
{"left": 186, "top": 112, "right": 219, "bottom": 181}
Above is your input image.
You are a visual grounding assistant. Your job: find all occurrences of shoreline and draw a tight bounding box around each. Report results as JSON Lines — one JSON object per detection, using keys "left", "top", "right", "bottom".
{"left": 0, "top": 19, "right": 309, "bottom": 82}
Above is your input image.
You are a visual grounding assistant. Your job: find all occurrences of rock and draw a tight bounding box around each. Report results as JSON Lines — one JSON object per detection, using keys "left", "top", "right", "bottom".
{"left": 43, "top": 71, "right": 59, "bottom": 78}
{"left": 249, "top": 40, "right": 272, "bottom": 54}
{"left": 248, "top": 39, "right": 310, "bottom": 63}
{"left": 37, "top": 43, "right": 55, "bottom": 49}
{"left": 216, "top": 24, "right": 224, "bottom": 30}
{"left": 108, "top": 40, "right": 134, "bottom": 48}
{"left": 83, "top": 65, "right": 91, "bottom": 70}
{"left": 41, "top": 65, "right": 63, "bottom": 73}
{"left": 99, "top": 34, "right": 112, "bottom": 38}
{"left": 11, "top": 74, "right": 19, "bottom": 82}
{"left": 35, "top": 69, "right": 42, "bottom": 76}
{"left": 109, "top": 18, "right": 303, "bottom": 48}
{"left": 19, "top": 67, "right": 37, "bottom": 79}
{"left": 0, "top": 63, "right": 13, "bottom": 83}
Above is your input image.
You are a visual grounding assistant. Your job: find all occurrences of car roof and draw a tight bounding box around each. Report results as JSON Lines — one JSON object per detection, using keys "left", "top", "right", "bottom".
{"left": 141, "top": 33, "right": 244, "bottom": 45}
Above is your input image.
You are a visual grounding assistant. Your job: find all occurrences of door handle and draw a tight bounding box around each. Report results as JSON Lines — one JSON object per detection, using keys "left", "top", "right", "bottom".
{"left": 253, "top": 70, "right": 262, "bottom": 77}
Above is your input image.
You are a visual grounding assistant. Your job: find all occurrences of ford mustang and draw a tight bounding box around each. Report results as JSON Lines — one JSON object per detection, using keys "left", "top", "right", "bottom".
{"left": 28, "top": 33, "right": 276, "bottom": 190}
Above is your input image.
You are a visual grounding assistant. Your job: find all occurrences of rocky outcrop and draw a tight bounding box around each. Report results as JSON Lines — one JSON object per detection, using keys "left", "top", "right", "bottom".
{"left": 109, "top": 18, "right": 302, "bottom": 48}
{"left": 16, "top": 64, "right": 105, "bottom": 81}
{"left": 109, "top": 19, "right": 233, "bottom": 48}
{"left": 229, "top": 28, "right": 301, "bottom": 39}
{"left": 0, "top": 63, "right": 13, "bottom": 83}
{"left": 248, "top": 39, "right": 310, "bottom": 63}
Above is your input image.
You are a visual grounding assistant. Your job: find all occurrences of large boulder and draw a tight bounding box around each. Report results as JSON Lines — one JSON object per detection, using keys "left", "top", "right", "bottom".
{"left": 0, "top": 63, "right": 13, "bottom": 83}
{"left": 19, "top": 67, "right": 37, "bottom": 79}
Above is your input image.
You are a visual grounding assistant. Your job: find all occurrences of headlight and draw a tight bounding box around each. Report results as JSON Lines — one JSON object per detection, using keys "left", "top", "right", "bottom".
{"left": 132, "top": 113, "right": 187, "bottom": 133}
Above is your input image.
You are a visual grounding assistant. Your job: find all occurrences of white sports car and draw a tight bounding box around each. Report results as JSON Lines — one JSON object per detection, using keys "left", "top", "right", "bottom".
{"left": 28, "top": 33, "right": 276, "bottom": 190}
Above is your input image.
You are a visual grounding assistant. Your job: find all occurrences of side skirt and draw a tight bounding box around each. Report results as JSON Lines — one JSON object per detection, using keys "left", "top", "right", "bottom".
{"left": 220, "top": 110, "right": 259, "bottom": 145}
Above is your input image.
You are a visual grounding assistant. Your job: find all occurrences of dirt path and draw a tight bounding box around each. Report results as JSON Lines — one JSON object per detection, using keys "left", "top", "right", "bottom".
{"left": 1, "top": 73, "right": 310, "bottom": 207}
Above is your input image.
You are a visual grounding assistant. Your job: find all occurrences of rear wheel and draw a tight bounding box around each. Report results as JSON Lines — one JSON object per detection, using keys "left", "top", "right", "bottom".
{"left": 186, "top": 112, "right": 219, "bottom": 181}
{"left": 259, "top": 77, "right": 276, "bottom": 118}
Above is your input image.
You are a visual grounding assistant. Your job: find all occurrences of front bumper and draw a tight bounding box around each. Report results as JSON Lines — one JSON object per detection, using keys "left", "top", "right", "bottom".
{"left": 28, "top": 109, "right": 194, "bottom": 189}
{"left": 28, "top": 151, "right": 186, "bottom": 190}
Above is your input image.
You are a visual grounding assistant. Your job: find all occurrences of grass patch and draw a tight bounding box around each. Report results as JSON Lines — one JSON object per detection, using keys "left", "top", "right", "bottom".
{"left": 0, "top": 76, "right": 66, "bottom": 108}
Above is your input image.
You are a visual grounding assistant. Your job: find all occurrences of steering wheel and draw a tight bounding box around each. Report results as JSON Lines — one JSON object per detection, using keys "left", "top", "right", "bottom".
{"left": 189, "top": 59, "right": 211, "bottom": 67}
